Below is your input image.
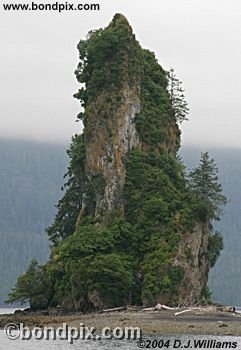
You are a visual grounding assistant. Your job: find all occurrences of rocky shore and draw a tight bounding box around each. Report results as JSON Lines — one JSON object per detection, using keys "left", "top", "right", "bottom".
{"left": 1, "top": 306, "right": 241, "bottom": 336}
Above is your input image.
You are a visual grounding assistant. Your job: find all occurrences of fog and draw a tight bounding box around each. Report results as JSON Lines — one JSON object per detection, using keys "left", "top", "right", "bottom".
{"left": 1, "top": 0, "right": 241, "bottom": 147}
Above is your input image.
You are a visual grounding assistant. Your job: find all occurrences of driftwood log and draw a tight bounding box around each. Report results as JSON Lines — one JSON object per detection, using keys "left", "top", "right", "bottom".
{"left": 174, "top": 308, "right": 200, "bottom": 316}
{"left": 100, "top": 304, "right": 237, "bottom": 316}
{"left": 142, "top": 304, "right": 178, "bottom": 312}
{"left": 101, "top": 306, "right": 127, "bottom": 313}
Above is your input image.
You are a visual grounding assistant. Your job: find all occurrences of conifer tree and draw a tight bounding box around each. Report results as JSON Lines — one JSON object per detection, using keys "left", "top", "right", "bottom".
{"left": 168, "top": 68, "right": 189, "bottom": 123}
{"left": 47, "top": 134, "right": 85, "bottom": 244}
{"left": 188, "top": 152, "right": 227, "bottom": 220}
{"left": 6, "top": 259, "right": 52, "bottom": 309}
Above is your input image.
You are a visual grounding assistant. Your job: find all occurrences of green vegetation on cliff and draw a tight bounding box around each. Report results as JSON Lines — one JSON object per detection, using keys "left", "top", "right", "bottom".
{"left": 46, "top": 134, "right": 86, "bottom": 244}
{"left": 7, "top": 14, "right": 226, "bottom": 311}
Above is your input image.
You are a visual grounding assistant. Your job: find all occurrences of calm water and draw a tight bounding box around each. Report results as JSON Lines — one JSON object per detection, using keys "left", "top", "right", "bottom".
{"left": 0, "top": 332, "right": 240, "bottom": 350}
{"left": 0, "top": 308, "right": 24, "bottom": 315}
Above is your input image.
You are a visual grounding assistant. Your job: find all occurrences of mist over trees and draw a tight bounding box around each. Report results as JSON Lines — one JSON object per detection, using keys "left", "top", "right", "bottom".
{"left": 0, "top": 139, "right": 67, "bottom": 304}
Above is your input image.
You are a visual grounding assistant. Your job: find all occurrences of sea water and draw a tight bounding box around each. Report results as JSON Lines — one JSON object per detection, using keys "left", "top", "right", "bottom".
{"left": 0, "top": 331, "right": 240, "bottom": 349}
{"left": 0, "top": 308, "right": 24, "bottom": 315}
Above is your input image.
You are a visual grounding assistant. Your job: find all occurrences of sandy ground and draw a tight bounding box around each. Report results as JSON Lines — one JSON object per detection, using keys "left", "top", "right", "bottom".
{"left": 1, "top": 309, "right": 241, "bottom": 336}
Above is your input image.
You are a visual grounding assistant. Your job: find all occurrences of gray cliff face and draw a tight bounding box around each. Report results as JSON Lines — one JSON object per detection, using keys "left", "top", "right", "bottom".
{"left": 85, "top": 84, "right": 141, "bottom": 216}
{"left": 175, "top": 222, "right": 210, "bottom": 304}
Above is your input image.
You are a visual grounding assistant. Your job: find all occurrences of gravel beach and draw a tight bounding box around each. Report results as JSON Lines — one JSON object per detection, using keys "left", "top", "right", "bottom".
{"left": 1, "top": 308, "right": 241, "bottom": 336}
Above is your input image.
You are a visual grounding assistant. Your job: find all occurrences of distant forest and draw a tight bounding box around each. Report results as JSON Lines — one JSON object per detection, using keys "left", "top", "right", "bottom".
{"left": 0, "top": 139, "right": 241, "bottom": 306}
{"left": 0, "top": 139, "right": 67, "bottom": 304}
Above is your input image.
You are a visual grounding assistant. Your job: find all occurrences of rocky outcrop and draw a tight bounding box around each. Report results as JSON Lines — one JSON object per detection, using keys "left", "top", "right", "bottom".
{"left": 175, "top": 222, "right": 211, "bottom": 304}
{"left": 74, "top": 14, "right": 212, "bottom": 306}
{"left": 83, "top": 15, "right": 180, "bottom": 218}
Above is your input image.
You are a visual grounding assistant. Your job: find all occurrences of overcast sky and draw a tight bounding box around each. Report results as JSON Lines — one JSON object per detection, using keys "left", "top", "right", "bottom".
{"left": 1, "top": 0, "right": 241, "bottom": 148}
